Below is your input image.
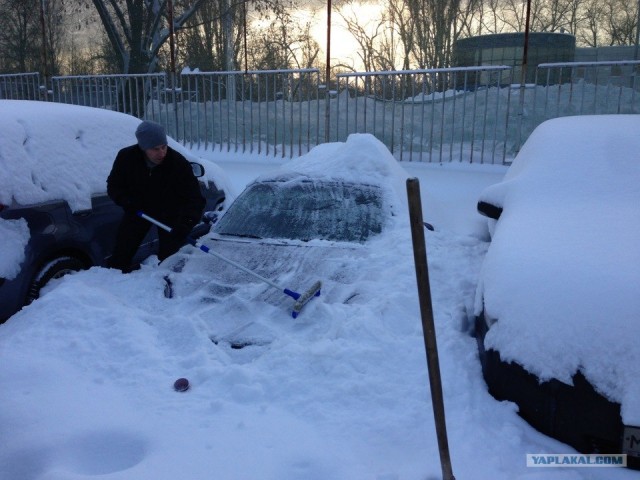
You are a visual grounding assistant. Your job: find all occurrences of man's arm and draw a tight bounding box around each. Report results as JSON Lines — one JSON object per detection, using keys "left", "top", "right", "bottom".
{"left": 168, "top": 154, "right": 207, "bottom": 238}
{"left": 107, "top": 148, "right": 136, "bottom": 212}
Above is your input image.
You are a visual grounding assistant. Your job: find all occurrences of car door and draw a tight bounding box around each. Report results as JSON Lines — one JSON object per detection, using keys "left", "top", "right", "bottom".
{"left": 87, "top": 194, "right": 158, "bottom": 265}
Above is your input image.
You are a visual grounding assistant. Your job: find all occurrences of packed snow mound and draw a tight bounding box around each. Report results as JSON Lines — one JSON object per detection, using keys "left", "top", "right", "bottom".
{"left": 262, "top": 135, "right": 408, "bottom": 192}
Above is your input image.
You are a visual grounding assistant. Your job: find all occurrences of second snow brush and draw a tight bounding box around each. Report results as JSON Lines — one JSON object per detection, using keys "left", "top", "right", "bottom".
{"left": 138, "top": 212, "right": 322, "bottom": 318}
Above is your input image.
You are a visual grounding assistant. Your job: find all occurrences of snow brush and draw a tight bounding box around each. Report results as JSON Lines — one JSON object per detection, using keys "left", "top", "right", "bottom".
{"left": 137, "top": 212, "right": 321, "bottom": 318}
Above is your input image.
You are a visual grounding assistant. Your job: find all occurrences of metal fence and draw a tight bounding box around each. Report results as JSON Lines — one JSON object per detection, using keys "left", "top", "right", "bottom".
{"left": 334, "top": 66, "right": 515, "bottom": 163}
{"left": 165, "top": 69, "right": 323, "bottom": 158}
{"left": 2, "top": 61, "right": 639, "bottom": 164}
{"left": 50, "top": 73, "right": 169, "bottom": 119}
{"left": 0, "top": 72, "right": 42, "bottom": 100}
{"left": 335, "top": 60, "right": 640, "bottom": 163}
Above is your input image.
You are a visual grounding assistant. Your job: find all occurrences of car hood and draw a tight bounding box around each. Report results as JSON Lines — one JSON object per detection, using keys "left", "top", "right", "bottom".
{"left": 159, "top": 235, "right": 371, "bottom": 312}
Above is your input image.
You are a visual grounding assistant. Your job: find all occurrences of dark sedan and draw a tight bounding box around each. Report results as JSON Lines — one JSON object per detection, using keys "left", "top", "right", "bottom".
{"left": 0, "top": 101, "right": 226, "bottom": 322}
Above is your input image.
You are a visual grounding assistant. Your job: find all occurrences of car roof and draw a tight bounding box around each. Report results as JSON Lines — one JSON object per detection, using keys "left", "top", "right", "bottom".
{"left": 478, "top": 115, "right": 640, "bottom": 210}
{"left": 255, "top": 134, "right": 409, "bottom": 204}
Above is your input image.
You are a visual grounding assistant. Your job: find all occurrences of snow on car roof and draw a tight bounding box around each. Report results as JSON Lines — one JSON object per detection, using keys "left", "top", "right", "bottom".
{"left": 0, "top": 100, "right": 231, "bottom": 212}
{"left": 475, "top": 114, "right": 640, "bottom": 424}
{"left": 257, "top": 133, "right": 410, "bottom": 210}
{"left": 0, "top": 100, "right": 144, "bottom": 211}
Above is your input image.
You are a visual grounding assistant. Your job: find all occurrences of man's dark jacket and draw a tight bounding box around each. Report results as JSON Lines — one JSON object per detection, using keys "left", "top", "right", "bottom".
{"left": 107, "top": 145, "right": 205, "bottom": 227}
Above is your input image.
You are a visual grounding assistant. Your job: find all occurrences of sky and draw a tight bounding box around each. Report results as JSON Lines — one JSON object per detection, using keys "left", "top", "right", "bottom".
{"left": 0, "top": 102, "right": 638, "bottom": 480}
{"left": 307, "top": 1, "right": 387, "bottom": 71}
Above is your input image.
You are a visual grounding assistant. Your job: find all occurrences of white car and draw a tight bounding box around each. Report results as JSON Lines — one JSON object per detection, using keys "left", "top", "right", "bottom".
{"left": 474, "top": 115, "right": 640, "bottom": 466}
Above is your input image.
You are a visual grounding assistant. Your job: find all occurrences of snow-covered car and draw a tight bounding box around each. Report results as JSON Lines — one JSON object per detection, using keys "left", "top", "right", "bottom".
{"left": 473, "top": 115, "right": 640, "bottom": 466}
{"left": 159, "top": 134, "right": 409, "bottom": 347}
{"left": 0, "top": 100, "right": 229, "bottom": 323}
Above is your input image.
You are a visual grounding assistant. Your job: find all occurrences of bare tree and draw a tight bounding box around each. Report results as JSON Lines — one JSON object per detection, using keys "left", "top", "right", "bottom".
{"left": 0, "top": 0, "right": 40, "bottom": 72}
{"left": 535, "top": 0, "right": 572, "bottom": 31}
{"left": 602, "top": 0, "right": 638, "bottom": 45}
{"left": 247, "top": 0, "right": 321, "bottom": 70}
{"left": 179, "top": 0, "right": 242, "bottom": 71}
{"left": 385, "top": 0, "right": 472, "bottom": 69}
{"left": 0, "top": 0, "right": 66, "bottom": 74}
{"left": 336, "top": 1, "right": 394, "bottom": 72}
{"left": 84, "top": 0, "right": 207, "bottom": 74}
{"left": 454, "top": 0, "right": 485, "bottom": 43}
{"left": 577, "top": 0, "right": 607, "bottom": 45}
{"left": 386, "top": 0, "right": 416, "bottom": 70}
{"left": 62, "top": 33, "right": 100, "bottom": 74}
{"left": 43, "top": 0, "right": 68, "bottom": 75}
{"left": 467, "top": 0, "right": 505, "bottom": 35}
{"left": 562, "top": 0, "right": 585, "bottom": 36}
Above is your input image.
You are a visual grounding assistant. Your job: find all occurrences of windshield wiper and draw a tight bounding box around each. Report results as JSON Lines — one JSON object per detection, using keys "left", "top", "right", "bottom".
{"left": 218, "top": 232, "right": 263, "bottom": 240}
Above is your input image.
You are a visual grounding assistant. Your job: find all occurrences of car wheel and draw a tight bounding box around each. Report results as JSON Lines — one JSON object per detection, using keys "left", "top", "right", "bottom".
{"left": 26, "top": 256, "right": 85, "bottom": 304}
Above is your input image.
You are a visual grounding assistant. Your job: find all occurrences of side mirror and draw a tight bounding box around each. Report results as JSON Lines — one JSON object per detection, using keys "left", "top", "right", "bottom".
{"left": 477, "top": 200, "right": 502, "bottom": 220}
{"left": 190, "top": 162, "right": 205, "bottom": 178}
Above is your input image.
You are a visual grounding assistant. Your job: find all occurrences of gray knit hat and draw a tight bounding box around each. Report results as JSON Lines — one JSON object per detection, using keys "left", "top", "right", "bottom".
{"left": 135, "top": 121, "right": 167, "bottom": 150}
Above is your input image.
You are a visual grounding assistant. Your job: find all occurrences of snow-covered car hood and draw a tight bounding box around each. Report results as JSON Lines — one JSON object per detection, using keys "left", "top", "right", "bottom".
{"left": 475, "top": 115, "right": 640, "bottom": 423}
{"left": 159, "top": 133, "right": 411, "bottom": 331}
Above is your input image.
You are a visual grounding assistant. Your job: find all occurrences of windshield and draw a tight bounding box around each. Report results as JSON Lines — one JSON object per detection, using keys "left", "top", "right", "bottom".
{"left": 213, "top": 180, "right": 384, "bottom": 243}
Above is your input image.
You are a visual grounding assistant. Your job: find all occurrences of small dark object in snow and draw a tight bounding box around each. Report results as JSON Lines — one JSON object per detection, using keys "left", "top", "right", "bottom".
{"left": 163, "top": 275, "right": 173, "bottom": 298}
{"left": 173, "top": 377, "right": 189, "bottom": 392}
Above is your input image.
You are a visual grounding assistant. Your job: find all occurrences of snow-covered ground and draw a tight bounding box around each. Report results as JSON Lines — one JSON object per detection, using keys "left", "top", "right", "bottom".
{"left": 0, "top": 106, "right": 637, "bottom": 479}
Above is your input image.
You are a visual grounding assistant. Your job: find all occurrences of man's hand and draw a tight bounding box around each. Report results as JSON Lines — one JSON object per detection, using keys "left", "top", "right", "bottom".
{"left": 121, "top": 199, "right": 140, "bottom": 215}
{"left": 171, "top": 218, "right": 196, "bottom": 241}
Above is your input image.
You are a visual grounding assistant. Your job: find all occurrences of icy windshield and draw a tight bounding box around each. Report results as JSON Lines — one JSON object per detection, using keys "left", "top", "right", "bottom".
{"left": 213, "top": 179, "right": 384, "bottom": 243}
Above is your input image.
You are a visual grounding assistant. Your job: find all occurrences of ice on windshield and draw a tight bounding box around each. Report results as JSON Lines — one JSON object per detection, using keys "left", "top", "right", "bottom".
{"left": 213, "top": 179, "right": 384, "bottom": 243}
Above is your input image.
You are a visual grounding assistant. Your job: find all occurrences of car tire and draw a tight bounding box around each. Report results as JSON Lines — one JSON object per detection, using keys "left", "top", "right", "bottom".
{"left": 26, "top": 256, "right": 85, "bottom": 304}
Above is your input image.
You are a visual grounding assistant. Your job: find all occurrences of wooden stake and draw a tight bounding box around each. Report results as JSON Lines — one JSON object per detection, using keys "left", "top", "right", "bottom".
{"left": 406, "top": 177, "right": 455, "bottom": 480}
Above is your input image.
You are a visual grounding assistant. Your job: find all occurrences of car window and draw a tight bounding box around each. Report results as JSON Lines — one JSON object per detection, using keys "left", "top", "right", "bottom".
{"left": 213, "top": 180, "right": 384, "bottom": 243}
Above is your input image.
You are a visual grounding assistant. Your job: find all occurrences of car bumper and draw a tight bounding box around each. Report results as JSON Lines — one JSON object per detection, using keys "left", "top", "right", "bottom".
{"left": 475, "top": 312, "right": 638, "bottom": 469}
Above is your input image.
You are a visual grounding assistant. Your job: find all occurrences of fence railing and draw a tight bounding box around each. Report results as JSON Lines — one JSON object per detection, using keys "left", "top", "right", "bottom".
{"left": 51, "top": 73, "right": 168, "bottom": 119}
{"left": 166, "top": 69, "right": 323, "bottom": 158}
{"left": 0, "top": 72, "right": 42, "bottom": 100}
{"left": 334, "top": 66, "right": 515, "bottom": 164}
{"left": 2, "top": 61, "right": 639, "bottom": 164}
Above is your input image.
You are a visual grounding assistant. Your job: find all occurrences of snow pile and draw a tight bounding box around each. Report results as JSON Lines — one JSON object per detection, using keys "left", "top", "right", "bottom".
{"left": 476, "top": 115, "right": 640, "bottom": 423}
{"left": 405, "top": 89, "right": 466, "bottom": 103}
{"left": 275, "top": 133, "right": 409, "bottom": 189}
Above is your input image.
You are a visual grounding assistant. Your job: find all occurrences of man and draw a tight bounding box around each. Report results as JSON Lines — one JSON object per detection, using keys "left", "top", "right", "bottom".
{"left": 107, "top": 120, "right": 205, "bottom": 272}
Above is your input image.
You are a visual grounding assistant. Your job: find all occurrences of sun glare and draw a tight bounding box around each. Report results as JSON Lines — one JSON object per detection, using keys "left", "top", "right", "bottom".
{"left": 308, "top": 2, "right": 385, "bottom": 71}
{"left": 251, "top": 1, "right": 387, "bottom": 71}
